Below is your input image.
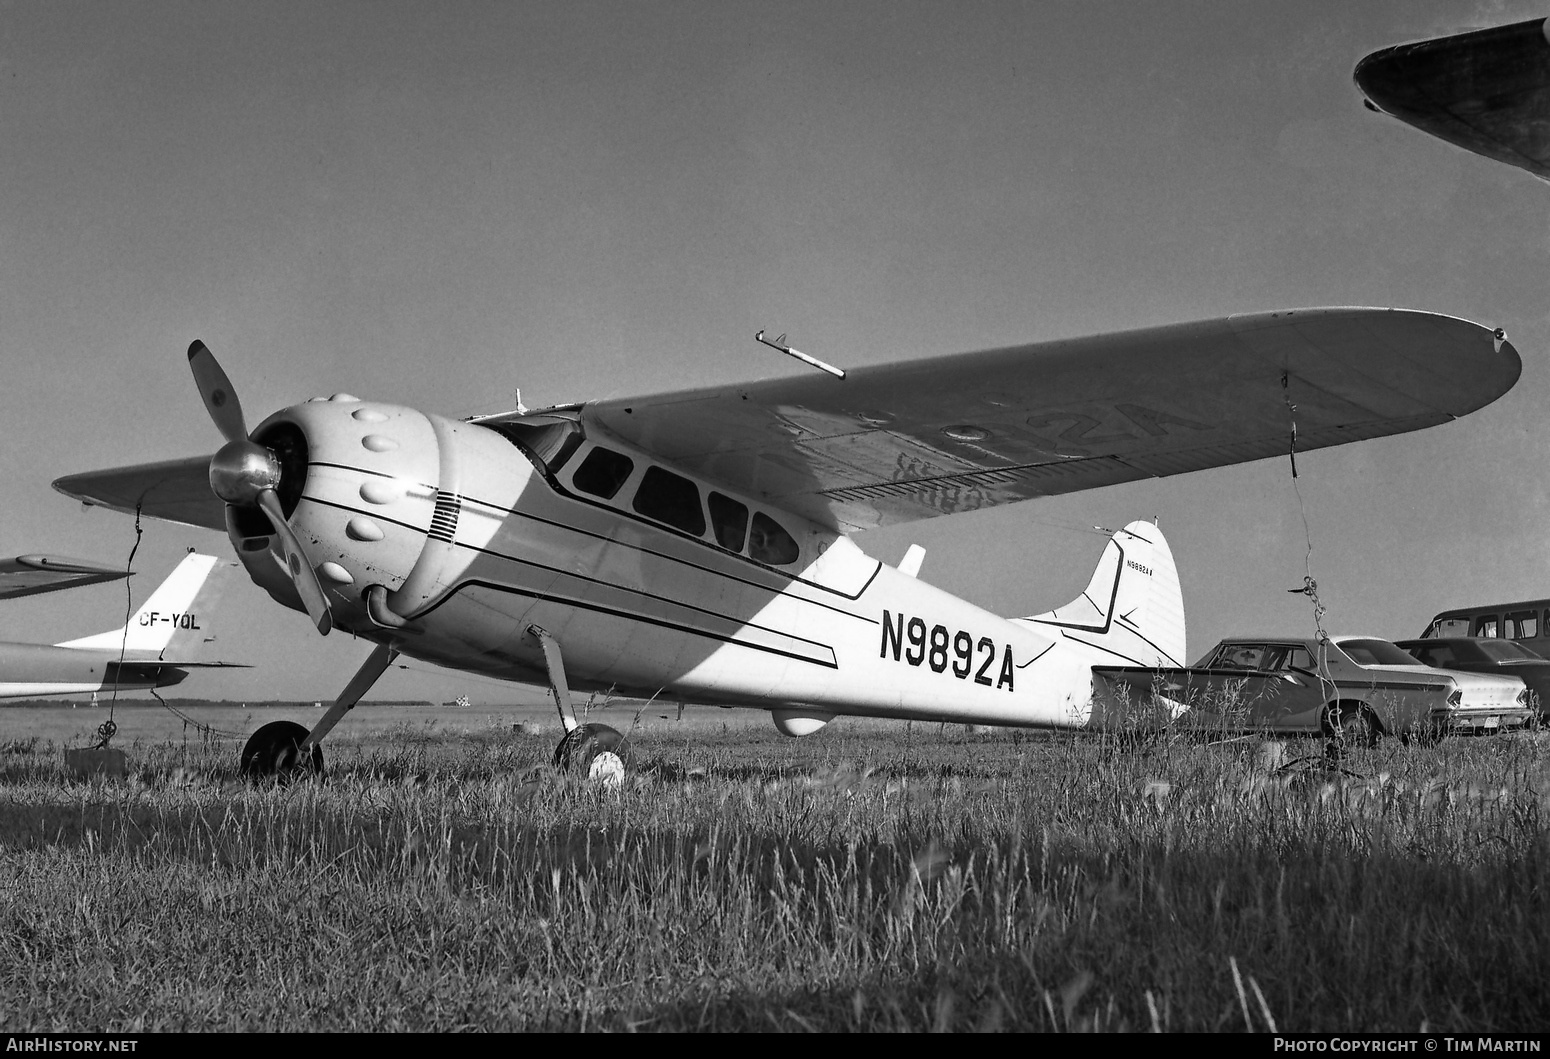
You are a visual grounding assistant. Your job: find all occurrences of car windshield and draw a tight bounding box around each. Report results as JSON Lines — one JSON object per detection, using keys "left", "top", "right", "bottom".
{"left": 1203, "top": 643, "right": 1290, "bottom": 670}
{"left": 1337, "top": 638, "right": 1421, "bottom": 667}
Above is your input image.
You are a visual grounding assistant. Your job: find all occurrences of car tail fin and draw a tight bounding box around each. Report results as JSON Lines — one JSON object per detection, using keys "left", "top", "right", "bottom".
{"left": 1016, "top": 520, "right": 1185, "bottom": 666}
{"left": 54, "top": 552, "right": 235, "bottom": 658}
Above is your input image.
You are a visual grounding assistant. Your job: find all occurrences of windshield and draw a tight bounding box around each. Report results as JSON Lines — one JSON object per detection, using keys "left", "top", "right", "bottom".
{"left": 1337, "top": 638, "right": 1421, "bottom": 667}
{"left": 482, "top": 413, "right": 584, "bottom": 474}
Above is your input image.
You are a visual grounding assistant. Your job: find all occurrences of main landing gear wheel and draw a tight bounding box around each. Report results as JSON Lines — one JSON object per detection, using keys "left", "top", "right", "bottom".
{"left": 241, "top": 720, "right": 323, "bottom": 783}
{"left": 553, "top": 723, "right": 633, "bottom": 787}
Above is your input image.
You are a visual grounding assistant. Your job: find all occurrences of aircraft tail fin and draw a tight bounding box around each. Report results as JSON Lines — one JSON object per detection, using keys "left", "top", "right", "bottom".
{"left": 1015, "top": 520, "right": 1186, "bottom": 667}
{"left": 55, "top": 552, "right": 237, "bottom": 658}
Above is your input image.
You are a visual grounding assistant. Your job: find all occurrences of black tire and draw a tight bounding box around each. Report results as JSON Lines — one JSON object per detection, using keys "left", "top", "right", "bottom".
{"left": 1322, "top": 704, "right": 1380, "bottom": 751}
{"left": 241, "top": 720, "right": 324, "bottom": 783}
{"left": 553, "top": 723, "right": 633, "bottom": 785}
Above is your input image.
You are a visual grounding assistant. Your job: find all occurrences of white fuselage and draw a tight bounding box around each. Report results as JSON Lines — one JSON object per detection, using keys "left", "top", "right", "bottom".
{"left": 248, "top": 401, "right": 1167, "bottom": 729}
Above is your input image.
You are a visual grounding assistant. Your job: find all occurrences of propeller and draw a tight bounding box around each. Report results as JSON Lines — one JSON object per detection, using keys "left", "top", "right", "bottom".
{"left": 190, "top": 341, "right": 333, "bottom": 635}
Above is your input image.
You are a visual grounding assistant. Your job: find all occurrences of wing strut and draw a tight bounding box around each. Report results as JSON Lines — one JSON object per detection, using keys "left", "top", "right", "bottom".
{"left": 299, "top": 643, "right": 400, "bottom": 751}
{"left": 528, "top": 625, "right": 579, "bottom": 733}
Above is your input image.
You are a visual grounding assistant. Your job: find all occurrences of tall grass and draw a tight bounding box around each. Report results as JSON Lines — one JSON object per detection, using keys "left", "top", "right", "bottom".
{"left": 0, "top": 720, "right": 1546, "bottom": 1031}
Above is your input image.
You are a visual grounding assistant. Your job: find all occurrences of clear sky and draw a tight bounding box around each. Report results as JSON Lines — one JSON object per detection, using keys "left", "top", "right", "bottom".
{"left": 1, "top": 0, "right": 1546, "bottom": 707}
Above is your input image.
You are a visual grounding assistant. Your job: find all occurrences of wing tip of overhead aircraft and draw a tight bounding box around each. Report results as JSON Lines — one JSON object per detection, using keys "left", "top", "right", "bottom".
{"left": 1353, "top": 16, "right": 1549, "bottom": 84}
{"left": 1354, "top": 17, "right": 1550, "bottom": 181}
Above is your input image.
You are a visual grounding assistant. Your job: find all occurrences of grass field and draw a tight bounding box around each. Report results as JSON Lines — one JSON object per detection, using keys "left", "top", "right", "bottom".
{"left": 0, "top": 700, "right": 1546, "bottom": 1032}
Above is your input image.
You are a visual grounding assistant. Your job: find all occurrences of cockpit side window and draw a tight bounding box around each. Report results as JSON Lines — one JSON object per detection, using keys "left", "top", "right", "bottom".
{"left": 708, "top": 492, "right": 749, "bottom": 552}
{"left": 572, "top": 447, "right": 635, "bottom": 500}
{"left": 748, "top": 512, "right": 799, "bottom": 566}
{"left": 632, "top": 466, "right": 706, "bottom": 536}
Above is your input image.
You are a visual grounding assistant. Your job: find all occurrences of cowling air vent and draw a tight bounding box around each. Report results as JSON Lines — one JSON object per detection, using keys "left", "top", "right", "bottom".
{"left": 429, "top": 491, "right": 462, "bottom": 544}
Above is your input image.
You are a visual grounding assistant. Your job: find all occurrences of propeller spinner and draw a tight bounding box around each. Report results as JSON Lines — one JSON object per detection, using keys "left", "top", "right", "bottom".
{"left": 189, "top": 341, "right": 333, "bottom": 635}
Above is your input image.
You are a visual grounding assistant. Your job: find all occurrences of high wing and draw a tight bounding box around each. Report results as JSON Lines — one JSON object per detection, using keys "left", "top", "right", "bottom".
{"left": 1355, "top": 18, "right": 1550, "bottom": 182}
{"left": 569, "top": 308, "right": 1517, "bottom": 531}
{"left": 53, "top": 308, "right": 1518, "bottom": 535}
{"left": 0, "top": 555, "right": 130, "bottom": 600}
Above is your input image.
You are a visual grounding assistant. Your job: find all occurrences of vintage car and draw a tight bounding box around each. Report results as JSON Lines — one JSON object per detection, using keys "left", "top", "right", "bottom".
{"left": 1090, "top": 635, "right": 1534, "bottom": 743}
{"left": 1394, "top": 636, "right": 1550, "bottom": 723}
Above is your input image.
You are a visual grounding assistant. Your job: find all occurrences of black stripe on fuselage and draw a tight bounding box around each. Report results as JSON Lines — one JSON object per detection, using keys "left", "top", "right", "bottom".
{"left": 1023, "top": 542, "right": 1124, "bottom": 636}
{"left": 298, "top": 491, "right": 846, "bottom": 665}
{"left": 414, "top": 578, "right": 840, "bottom": 669}
{"left": 314, "top": 452, "right": 883, "bottom": 603}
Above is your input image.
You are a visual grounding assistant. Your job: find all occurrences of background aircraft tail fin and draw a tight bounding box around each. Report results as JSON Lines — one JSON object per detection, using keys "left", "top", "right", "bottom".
{"left": 55, "top": 552, "right": 237, "bottom": 658}
{"left": 1016, "top": 520, "right": 1185, "bottom": 666}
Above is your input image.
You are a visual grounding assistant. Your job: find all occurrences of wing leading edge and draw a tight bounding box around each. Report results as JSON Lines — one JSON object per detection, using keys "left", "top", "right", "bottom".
{"left": 579, "top": 308, "right": 1519, "bottom": 531}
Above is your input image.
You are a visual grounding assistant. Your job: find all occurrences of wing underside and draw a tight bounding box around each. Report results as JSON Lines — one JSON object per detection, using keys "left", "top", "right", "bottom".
{"left": 53, "top": 454, "right": 224, "bottom": 533}
{"left": 577, "top": 308, "right": 1518, "bottom": 531}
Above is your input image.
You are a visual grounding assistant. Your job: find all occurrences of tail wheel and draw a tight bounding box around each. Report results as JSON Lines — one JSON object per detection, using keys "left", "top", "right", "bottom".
{"left": 553, "top": 723, "right": 633, "bottom": 787}
{"left": 1322, "top": 704, "right": 1381, "bottom": 751}
{"left": 241, "top": 720, "right": 324, "bottom": 783}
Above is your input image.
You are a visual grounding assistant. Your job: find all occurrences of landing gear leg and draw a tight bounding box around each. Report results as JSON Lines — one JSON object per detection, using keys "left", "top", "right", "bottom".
{"left": 241, "top": 642, "right": 399, "bottom": 782}
{"left": 528, "top": 625, "right": 633, "bottom": 786}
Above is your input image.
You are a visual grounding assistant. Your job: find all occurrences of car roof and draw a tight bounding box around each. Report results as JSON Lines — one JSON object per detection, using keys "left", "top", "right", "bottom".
{"left": 1396, "top": 635, "right": 1550, "bottom": 655}
{"left": 1431, "top": 600, "right": 1550, "bottom": 616}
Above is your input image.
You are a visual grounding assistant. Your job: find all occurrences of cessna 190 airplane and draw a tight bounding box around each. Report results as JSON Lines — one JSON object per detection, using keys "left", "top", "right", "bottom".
{"left": 0, "top": 551, "right": 240, "bottom": 700}
{"left": 53, "top": 308, "right": 1519, "bottom": 780}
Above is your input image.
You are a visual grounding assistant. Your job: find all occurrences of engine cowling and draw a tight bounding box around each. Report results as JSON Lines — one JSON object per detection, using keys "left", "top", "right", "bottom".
{"left": 224, "top": 394, "right": 547, "bottom": 642}
{"left": 226, "top": 394, "right": 444, "bottom": 634}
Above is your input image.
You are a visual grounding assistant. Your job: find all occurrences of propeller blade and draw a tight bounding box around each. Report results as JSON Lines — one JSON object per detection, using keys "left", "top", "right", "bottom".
{"left": 188, "top": 340, "right": 249, "bottom": 444}
{"left": 255, "top": 489, "right": 333, "bottom": 635}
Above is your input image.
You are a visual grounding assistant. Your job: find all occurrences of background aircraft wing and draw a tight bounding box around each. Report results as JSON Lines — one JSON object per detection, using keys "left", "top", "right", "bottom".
{"left": 53, "top": 454, "right": 224, "bottom": 532}
{"left": 1355, "top": 18, "right": 1550, "bottom": 182}
{"left": 0, "top": 555, "right": 131, "bottom": 600}
{"left": 580, "top": 308, "right": 1519, "bottom": 532}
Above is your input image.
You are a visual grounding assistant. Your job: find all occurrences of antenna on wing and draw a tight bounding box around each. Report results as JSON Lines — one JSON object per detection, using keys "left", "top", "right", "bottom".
{"left": 756, "top": 330, "right": 846, "bottom": 380}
